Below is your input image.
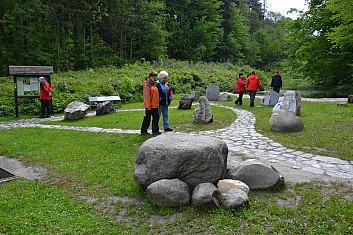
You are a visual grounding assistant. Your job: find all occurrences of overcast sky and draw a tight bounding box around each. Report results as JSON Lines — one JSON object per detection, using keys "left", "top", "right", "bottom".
{"left": 265, "top": 0, "right": 308, "bottom": 19}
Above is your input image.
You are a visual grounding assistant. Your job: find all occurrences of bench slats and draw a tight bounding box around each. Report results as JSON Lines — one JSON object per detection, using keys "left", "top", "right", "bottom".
{"left": 88, "top": 96, "right": 121, "bottom": 109}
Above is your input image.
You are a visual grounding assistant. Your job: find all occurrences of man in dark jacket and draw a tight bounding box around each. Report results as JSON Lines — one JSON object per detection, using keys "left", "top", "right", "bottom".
{"left": 156, "top": 70, "right": 173, "bottom": 132}
{"left": 271, "top": 70, "right": 283, "bottom": 93}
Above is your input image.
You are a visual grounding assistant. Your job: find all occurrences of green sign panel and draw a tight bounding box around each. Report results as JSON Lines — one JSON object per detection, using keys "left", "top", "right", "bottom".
{"left": 16, "top": 76, "right": 40, "bottom": 97}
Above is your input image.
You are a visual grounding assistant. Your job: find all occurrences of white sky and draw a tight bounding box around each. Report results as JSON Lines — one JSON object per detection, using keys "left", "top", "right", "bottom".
{"left": 265, "top": 0, "right": 308, "bottom": 19}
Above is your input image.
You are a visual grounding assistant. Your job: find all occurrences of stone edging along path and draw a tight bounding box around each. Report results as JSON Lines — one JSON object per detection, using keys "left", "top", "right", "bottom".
{"left": 0, "top": 101, "right": 352, "bottom": 184}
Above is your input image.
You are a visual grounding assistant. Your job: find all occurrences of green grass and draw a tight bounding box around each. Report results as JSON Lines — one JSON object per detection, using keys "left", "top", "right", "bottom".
{"left": 42, "top": 105, "right": 237, "bottom": 132}
{"left": 227, "top": 98, "right": 353, "bottom": 161}
{"left": 1, "top": 100, "right": 353, "bottom": 234}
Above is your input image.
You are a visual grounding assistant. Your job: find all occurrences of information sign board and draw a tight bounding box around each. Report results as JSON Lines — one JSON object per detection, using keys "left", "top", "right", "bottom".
{"left": 16, "top": 76, "right": 40, "bottom": 97}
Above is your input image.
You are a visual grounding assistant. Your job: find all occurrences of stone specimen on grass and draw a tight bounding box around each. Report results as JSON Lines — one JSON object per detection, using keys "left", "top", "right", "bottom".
{"left": 270, "top": 109, "right": 304, "bottom": 132}
{"left": 273, "top": 90, "right": 301, "bottom": 116}
{"left": 193, "top": 96, "right": 213, "bottom": 123}
{"left": 96, "top": 101, "right": 116, "bottom": 116}
{"left": 178, "top": 95, "right": 194, "bottom": 110}
{"left": 64, "top": 101, "right": 90, "bottom": 120}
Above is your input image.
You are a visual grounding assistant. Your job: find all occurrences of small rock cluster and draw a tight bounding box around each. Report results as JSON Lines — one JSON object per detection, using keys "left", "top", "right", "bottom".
{"left": 134, "top": 133, "right": 284, "bottom": 209}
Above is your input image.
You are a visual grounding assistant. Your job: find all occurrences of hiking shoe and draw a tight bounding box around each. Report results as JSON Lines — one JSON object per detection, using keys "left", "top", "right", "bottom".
{"left": 140, "top": 132, "right": 151, "bottom": 136}
{"left": 153, "top": 132, "right": 162, "bottom": 136}
{"left": 164, "top": 128, "right": 173, "bottom": 132}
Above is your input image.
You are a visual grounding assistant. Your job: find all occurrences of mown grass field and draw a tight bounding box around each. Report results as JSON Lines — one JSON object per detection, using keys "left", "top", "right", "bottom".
{"left": 0, "top": 98, "right": 352, "bottom": 234}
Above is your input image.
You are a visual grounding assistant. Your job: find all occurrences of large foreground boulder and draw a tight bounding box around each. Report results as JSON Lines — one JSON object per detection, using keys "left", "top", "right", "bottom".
{"left": 270, "top": 109, "right": 304, "bottom": 132}
{"left": 227, "top": 159, "right": 284, "bottom": 190}
{"left": 147, "top": 179, "right": 190, "bottom": 207}
{"left": 134, "top": 133, "right": 228, "bottom": 188}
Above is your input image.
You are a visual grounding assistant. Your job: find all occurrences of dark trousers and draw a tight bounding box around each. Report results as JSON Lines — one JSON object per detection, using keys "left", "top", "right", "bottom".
{"left": 235, "top": 92, "right": 244, "bottom": 105}
{"left": 40, "top": 99, "right": 51, "bottom": 117}
{"left": 273, "top": 87, "right": 280, "bottom": 93}
{"left": 248, "top": 91, "right": 256, "bottom": 107}
{"left": 141, "top": 108, "right": 160, "bottom": 134}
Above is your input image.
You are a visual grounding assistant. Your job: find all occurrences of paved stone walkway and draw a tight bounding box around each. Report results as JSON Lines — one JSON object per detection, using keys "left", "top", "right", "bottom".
{"left": 1, "top": 101, "right": 352, "bottom": 183}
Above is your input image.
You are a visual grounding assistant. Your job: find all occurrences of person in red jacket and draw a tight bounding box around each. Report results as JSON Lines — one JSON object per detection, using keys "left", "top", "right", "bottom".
{"left": 39, "top": 76, "right": 52, "bottom": 118}
{"left": 140, "top": 70, "right": 161, "bottom": 135}
{"left": 246, "top": 71, "right": 261, "bottom": 107}
{"left": 234, "top": 73, "right": 245, "bottom": 106}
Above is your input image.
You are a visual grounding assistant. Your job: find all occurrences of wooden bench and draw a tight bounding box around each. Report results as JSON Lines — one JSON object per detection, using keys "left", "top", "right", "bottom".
{"left": 88, "top": 96, "right": 121, "bottom": 109}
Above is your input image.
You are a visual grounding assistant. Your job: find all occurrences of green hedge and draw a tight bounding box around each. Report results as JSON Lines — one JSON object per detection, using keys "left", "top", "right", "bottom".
{"left": 0, "top": 59, "right": 272, "bottom": 116}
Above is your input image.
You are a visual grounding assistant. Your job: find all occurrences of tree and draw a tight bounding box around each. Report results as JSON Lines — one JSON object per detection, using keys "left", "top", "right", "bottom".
{"left": 218, "top": 2, "right": 251, "bottom": 64}
{"left": 286, "top": 0, "right": 353, "bottom": 85}
{"left": 326, "top": 0, "right": 353, "bottom": 51}
{"left": 166, "top": 0, "right": 223, "bottom": 61}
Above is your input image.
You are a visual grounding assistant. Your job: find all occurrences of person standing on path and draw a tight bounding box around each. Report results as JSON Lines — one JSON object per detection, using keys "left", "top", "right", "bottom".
{"left": 246, "top": 71, "right": 261, "bottom": 107}
{"left": 271, "top": 69, "right": 283, "bottom": 93}
{"left": 141, "top": 70, "right": 161, "bottom": 135}
{"left": 234, "top": 72, "right": 245, "bottom": 106}
{"left": 156, "top": 70, "right": 173, "bottom": 132}
{"left": 39, "top": 76, "right": 52, "bottom": 118}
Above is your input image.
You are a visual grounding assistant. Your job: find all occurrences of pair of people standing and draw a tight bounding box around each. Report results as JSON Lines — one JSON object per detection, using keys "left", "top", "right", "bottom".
{"left": 234, "top": 71, "right": 261, "bottom": 107}
{"left": 140, "top": 70, "right": 173, "bottom": 135}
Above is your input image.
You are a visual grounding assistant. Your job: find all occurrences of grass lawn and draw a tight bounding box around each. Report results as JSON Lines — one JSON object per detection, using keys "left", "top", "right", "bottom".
{"left": 0, "top": 99, "right": 353, "bottom": 234}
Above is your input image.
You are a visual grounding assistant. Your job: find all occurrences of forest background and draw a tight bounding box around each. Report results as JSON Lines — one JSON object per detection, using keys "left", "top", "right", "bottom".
{"left": 0, "top": 0, "right": 353, "bottom": 115}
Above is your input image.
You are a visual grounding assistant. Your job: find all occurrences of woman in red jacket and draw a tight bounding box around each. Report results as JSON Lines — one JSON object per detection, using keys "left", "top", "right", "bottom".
{"left": 39, "top": 76, "right": 52, "bottom": 118}
{"left": 235, "top": 73, "right": 245, "bottom": 106}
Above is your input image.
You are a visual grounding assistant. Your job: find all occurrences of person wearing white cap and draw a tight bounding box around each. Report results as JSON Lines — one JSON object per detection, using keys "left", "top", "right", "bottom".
{"left": 38, "top": 76, "right": 52, "bottom": 118}
{"left": 156, "top": 70, "right": 173, "bottom": 132}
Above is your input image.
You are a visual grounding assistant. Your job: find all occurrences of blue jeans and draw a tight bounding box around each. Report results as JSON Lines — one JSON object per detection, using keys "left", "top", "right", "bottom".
{"left": 249, "top": 91, "right": 256, "bottom": 107}
{"left": 158, "top": 105, "right": 170, "bottom": 129}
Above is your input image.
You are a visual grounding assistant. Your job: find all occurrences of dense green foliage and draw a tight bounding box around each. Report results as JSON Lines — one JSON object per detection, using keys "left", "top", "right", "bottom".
{"left": 0, "top": 0, "right": 288, "bottom": 75}
{"left": 0, "top": 59, "right": 272, "bottom": 116}
{"left": 1, "top": 0, "right": 353, "bottom": 109}
{"left": 286, "top": 0, "right": 353, "bottom": 86}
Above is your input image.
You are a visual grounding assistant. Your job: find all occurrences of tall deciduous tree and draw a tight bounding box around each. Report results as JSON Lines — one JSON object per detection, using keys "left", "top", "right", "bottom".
{"left": 287, "top": 0, "right": 352, "bottom": 85}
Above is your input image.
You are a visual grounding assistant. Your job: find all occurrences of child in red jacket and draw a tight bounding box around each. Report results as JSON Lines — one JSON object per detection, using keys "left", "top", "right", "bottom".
{"left": 235, "top": 73, "right": 245, "bottom": 106}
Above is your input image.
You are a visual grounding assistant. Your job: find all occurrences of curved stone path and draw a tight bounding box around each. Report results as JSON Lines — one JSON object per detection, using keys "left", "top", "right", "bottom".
{"left": 1, "top": 102, "right": 352, "bottom": 183}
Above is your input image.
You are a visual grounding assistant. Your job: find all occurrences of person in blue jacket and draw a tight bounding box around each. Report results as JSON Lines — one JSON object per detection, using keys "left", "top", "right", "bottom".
{"left": 156, "top": 71, "right": 173, "bottom": 132}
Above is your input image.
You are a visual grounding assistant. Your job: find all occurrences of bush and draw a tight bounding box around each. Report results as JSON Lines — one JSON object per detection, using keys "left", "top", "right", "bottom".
{"left": 0, "top": 59, "right": 278, "bottom": 116}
